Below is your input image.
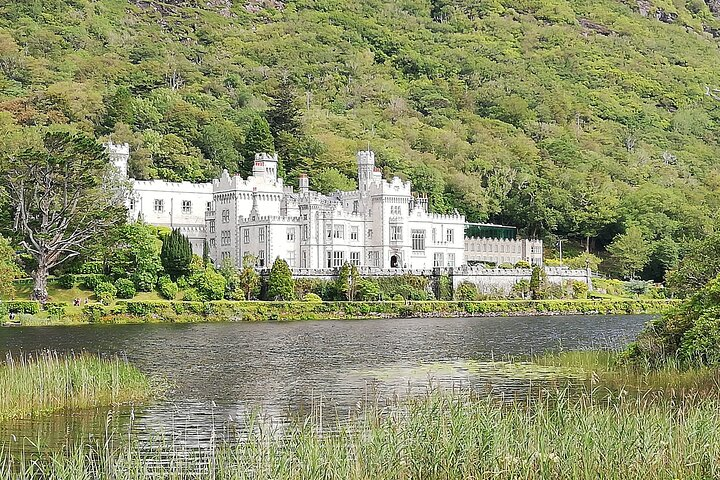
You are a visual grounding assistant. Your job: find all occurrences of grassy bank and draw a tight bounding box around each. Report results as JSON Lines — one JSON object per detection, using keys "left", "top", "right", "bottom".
{"left": 3, "top": 298, "right": 678, "bottom": 327}
{"left": 2, "top": 388, "right": 719, "bottom": 479}
{"left": 0, "top": 352, "right": 154, "bottom": 421}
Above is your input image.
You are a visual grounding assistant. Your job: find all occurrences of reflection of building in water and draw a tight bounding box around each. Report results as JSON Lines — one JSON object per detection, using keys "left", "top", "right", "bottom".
{"left": 109, "top": 142, "right": 542, "bottom": 270}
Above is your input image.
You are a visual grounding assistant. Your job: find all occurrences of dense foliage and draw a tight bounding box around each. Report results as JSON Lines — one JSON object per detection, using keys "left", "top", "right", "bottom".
{"left": 3, "top": 0, "right": 720, "bottom": 281}
{"left": 629, "top": 273, "right": 720, "bottom": 365}
{"left": 160, "top": 229, "right": 193, "bottom": 280}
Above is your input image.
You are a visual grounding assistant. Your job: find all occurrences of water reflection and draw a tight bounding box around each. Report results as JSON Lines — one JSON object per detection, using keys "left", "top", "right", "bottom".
{"left": 0, "top": 314, "right": 650, "bottom": 448}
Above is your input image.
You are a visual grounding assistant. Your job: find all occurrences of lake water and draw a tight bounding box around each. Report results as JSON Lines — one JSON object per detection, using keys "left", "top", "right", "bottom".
{"left": 0, "top": 314, "right": 650, "bottom": 449}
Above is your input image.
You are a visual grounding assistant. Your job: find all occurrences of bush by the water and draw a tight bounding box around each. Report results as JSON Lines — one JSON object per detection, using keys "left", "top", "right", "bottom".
{"left": 628, "top": 273, "right": 720, "bottom": 366}
{"left": 94, "top": 281, "right": 117, "bottom": 305}
{"left": 114, "top": 278, "right": 136, "bottom": 299}
{"left": 157, "top": 276, "right": 179, "bottom": 300}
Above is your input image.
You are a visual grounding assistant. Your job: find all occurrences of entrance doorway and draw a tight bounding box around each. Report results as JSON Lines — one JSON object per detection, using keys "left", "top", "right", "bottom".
{"left": 390, "top": 255, "right": 399, "bottom": 268}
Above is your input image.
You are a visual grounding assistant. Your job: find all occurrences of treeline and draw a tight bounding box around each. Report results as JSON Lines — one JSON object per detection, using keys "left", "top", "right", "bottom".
{"left": 2, "top": 0, "right": 720, "bottom": 282}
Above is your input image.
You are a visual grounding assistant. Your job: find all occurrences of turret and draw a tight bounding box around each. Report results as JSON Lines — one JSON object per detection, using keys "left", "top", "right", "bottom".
{"left": 252, "top": 152, "right": 279, "bottom": 182}
{"left": 357, "top": 150, "right": 375, "bottom": 192}
{"left": 106, "top": 141, "right": 130, "bottom": 178}
{"left": 299, "top": 173, "right": 309, "bottom": 194}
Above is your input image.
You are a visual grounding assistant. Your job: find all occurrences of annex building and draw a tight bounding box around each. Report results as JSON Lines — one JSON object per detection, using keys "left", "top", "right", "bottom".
{"left": 108, "top": 142, "right": 542, "bottom": 271}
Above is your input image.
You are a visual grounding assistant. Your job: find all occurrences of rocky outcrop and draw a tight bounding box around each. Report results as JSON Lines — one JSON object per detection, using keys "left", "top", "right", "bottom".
{"left": 578, "top": 18, "right": 614, "bottom": 36}
{"left": 244, "top": 0, "right": 284, "bottom": 13}
{"left": 655, "top": 8, "right": 678, "bottom": 23}
{"left": 637, "top": 0, "right": 652, "bottom": 17}
{"left": 706, "top": 0, "right": 720, "bottom": 17}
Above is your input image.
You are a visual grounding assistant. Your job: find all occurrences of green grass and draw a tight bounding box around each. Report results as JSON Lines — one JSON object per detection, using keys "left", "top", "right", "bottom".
{"left": 534, "top": 350, "right": 720, "bottom": 398}
{"left": 0, "top": 351, "right": 154, "bottom": 422}
{"left": 2, "top": 388, "right": 719, "bottom": 479}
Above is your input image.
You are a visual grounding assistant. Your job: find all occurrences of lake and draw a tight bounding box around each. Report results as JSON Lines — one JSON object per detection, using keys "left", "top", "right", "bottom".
{"left": 0, "top": 314, "right": 650, "bottom": 449}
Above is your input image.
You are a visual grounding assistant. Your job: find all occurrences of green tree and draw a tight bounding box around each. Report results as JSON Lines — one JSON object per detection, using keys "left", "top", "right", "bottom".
{"left": 0, "top": 234, "right": 21, "bottom": 298}
{"left": 0, "top": 132, "right": 126, "bottom": 302}
{"left": 100, "top": 86, "right": 134, "bottom": 134}
{"left": 190, "top": 265, "right": 227, "bottom": 301}
{"left": 238, "top": 254, "right": 261, "bottom": 300}
{"left": 336, "top": 262, "right": 360, "bottom": 301}
{"left": 242, "top": 116, "right": 275, "bottom": 175}
{"left": 266, "top": 257, "right": 295, "bottom": 300}
{"left": 529, "top": 266, "right": 547, "bottom": 300}
{"left": 267, "top": 80, "right": 302, "bottom": 137}
{"left": 607, "top": 226, "right": 651, "bottom": 280}
{"left": 160, "top": 229, "right": 193, "bottom": 280}
{"left": 311, "top": 168, "right": 356, "bottom": 194}
{"left": 666, "top": 231, "right": 720, "bottom": 297}
{"left": 102, "top": 222, "right": 163, "bottom": 291}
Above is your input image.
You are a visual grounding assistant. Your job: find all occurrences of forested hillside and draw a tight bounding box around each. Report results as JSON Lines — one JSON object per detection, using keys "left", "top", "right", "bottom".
{"left": 2, "top": 0, "right": 720, "bottom": 280}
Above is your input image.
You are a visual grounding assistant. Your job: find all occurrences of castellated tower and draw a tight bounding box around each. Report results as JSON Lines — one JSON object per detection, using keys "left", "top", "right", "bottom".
{"left": 252, "top": 152, "right": 279, "bottom": 182}
{"left": 106, "top": 141, "right": 130, "bottom": 178}
{"left": 357, "top": 150, "right": 375, "bottom": 192}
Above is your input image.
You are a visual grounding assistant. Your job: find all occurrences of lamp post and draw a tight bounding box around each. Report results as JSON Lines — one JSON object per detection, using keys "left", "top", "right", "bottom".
{"left": 556, "top": 239, "right": 566, "bottom": 265}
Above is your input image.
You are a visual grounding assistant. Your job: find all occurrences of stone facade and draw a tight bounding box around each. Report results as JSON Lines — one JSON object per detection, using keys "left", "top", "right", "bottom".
{"left": 464, "top": 237, "right": 543, "bottom": 266}
{"left": 110, "top": 143, "right": 470, "bottom": 270}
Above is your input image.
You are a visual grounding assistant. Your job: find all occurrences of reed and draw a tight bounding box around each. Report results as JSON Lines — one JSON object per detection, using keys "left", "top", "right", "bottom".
{"left": 2, "top": 386, "right": 720, "bottom": 479}
{"left": 0, "top": 351, "right": 153, "bottom": 421}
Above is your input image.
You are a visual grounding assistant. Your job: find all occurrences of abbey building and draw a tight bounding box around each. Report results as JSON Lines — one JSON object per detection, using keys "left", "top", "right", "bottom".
{"left": 108, "top": 142, "right": 542, "bottom": 271}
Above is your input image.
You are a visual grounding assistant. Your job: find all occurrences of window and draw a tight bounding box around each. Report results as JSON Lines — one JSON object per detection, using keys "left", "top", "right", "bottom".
{"left": 326, "top": 250, "right": 332, "bottom": 268}
{"left": 411, "top": 229, "right": 426, "bottom": 251}
{"left": 350, "top": 251, "right": 360, "bottom": 266}
{"left": 325, "top": 225, "right": 332, "bottom": 239}
{"left": 333, "top": 251, "right": 345, "bottom": 267}
{"left": 353, "top": 201, "right": 358, "bottom": 213}
{"left": 243, "top": 229, "right": 250, "bottom": 244}
{"left": 128, "top": 198, "right": 135, "bottom": 211}
{"left": 302, "top": 225, "right": 309, "bottom": 241}
{"left": 390, "top": 205, "right": 400, "bottom": 215}
{"left": 259, "top": 227, "right": 265, "bottom": 242}
{"left": 301, "top": 250, "right": 308, "bottom": 268}
{"left": 432, "top": 228, "right": 437, "bottom": 243}
{"left": 287, "top": 251, "right": 296, "bottom": 267}
{"left": 222, "top": 209, "right": 230, "bottom": 223}
{"left": 209, "top": 220, "right": 215, "bottom": 233}
{"left": 448, "top": 253, "right": 455, "bottom": 267}
{"left": 182, "top": 200, "right": 192, "bottom": 214}
{"left": 368, "top": 251, "right": 380, "bottom": 267}
{"left": 434, "top": 252, "right": 444, "bottom": 267}
{"left": 350, "top": 226, "right": 359, "bottom": 241}
{"left": 367, "top": 229, "right": 373, "bottom": 240}
{"left": 221, "top": 251, "right": 230, "bottom": 261}
{"left": 206, "top": 201, "right": 212, "bottom": 211}
{"left": 287, "top": 228, "right": 296, "bottom": 241}
{"left": 390, "top": 225, "right": 402, "bottom": 241}
{"left": 153, "top": 199, "right": 164, "bottom": 213}
{"left": 446, "top": 229, "right": 454, "bottom": 243}
{"left": 220, "top": 231, "right": 231, "bottom": 246}
{"left": 209, "top": 238, "right": 216, "bottom": 248}
{"left": 258, "top": 250, "right": 265, "bottom": 267}
{"left": 333, "top": 225, "right": 344, "bottom": 239}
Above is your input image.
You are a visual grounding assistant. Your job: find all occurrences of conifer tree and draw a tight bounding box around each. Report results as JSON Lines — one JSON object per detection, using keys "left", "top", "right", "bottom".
{"left": 242, "top": 116, "right": 274, "bottom": 175}
{"left": 267, "top": 80, "right": 302, "bottom": 137}
{"left": 266, "top": 257, "right": 295, "bottom": 300}
{"left": 160, "top": 229, "right": 193, "bottom": 280}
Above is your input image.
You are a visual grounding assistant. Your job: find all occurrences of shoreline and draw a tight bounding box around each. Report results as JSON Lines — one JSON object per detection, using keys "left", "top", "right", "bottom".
{"left": 3, "top": 298, "right": 677, "bottom": 327}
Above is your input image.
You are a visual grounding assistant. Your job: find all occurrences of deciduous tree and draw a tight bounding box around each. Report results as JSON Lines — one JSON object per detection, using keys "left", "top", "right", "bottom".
{"left": 0, "top": 132, "right": 126, "bottom": 302}
{"left": 267, "top": 257, "right": 295, "bottom": 300}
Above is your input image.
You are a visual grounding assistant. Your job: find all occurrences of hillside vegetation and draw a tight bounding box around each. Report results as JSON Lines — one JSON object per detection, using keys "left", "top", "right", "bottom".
{"left": 2, "top": 0, "right": 720, "bottom": 280}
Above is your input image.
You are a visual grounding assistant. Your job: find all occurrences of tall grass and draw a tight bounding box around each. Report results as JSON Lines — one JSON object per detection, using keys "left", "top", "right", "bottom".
{"left": 2, "top": 388, "right": 719, "bottom": 479}
{"left": 0, "top": 351, "right": 153, "bottom": 421}
{"left": 535, "top": 349, "right": 720, "bottom": 398}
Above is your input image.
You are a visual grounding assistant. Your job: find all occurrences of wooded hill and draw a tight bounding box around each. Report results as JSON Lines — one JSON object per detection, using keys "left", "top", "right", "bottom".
{"left": 2, "top": 0, "right": 720, "bottom": 281}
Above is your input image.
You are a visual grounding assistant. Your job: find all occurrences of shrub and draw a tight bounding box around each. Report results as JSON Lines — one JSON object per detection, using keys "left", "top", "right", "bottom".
{"left": 514, "top": 260, "right": 531, "bottom": 269}
{"left": 183, "top": 288, "right": 201, "bottom": 302}
{"left": 57, "top": 274, "right": 76, "bottom": 289}
{"left": 114, "top": 278, "right": 137, "bottom": 299}
{"left": 157, "top": 276, "right": 179, "bottom": 300}
{"left": 357, "top": 279, "right": 381, "bottom": 301}
{"left": 6, "top": 301, "right": 40, "bottom": 314}
{"left": 82, "top": 304, "right": 106, "bottom": 323}
{"left": 81, "top": 274, "right": 108, "bottom": 291}
{"left": 45, "top": 302, "right": 66, "bottom": 320}
{"left": 391, "top": 294, "right": 405, "bottom": 302}
{"left": 191, "top": 267, "right": 226, "bottom": 301}
{"left": 132, "top": 270, "right": 157, "bottom": 292}
{"left": 498, "top": 262, "right": 515, "bottom": 269}
{"left": 94, "top": 282, "right": 117, "bottom": 305}
{"left": 78, "top": 261, "right": 103, "bottom": 274}
{"left": 303, "top": 293, "right": 322, "bottom": 303}
{"left": 455, "top": 282, "right": 478, "bottom": 301}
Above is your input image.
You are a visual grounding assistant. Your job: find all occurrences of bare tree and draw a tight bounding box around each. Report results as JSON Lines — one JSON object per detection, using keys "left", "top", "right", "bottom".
{"left": 1, "top": 132, "right": 127, "bottom": 302}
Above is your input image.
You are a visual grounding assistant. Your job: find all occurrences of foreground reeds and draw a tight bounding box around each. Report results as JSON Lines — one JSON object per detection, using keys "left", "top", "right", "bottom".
{"left": 3, "top": 386, "right": 720, "bottom": 480}
{"left": 0, "top": 351, "right": 153, "bottom": 421}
